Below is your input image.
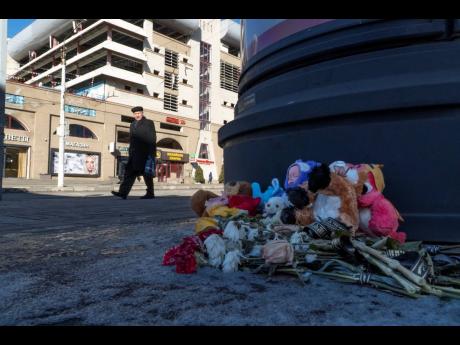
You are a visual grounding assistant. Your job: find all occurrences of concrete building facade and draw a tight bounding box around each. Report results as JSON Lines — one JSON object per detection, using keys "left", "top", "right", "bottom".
{"left": 5, "top": 19, "right": 241, "bottom": 182}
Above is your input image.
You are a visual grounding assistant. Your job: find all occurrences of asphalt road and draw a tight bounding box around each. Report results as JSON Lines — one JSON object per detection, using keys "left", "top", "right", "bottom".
{"left": 1, "top": 191, "right": 459, "bottom": 325}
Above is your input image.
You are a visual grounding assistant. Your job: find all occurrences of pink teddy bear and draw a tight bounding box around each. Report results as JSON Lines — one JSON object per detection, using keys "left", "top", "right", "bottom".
{"left": 357, "top": 170, "right": 406, "bottom": 243}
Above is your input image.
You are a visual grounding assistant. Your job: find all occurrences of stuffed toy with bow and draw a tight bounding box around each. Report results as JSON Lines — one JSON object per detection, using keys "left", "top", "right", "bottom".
{"left": 329, "top": 161, "right": 406, "bottom": 243}
{"left": 355, "top": 164, "right": 406, "bottom": 243}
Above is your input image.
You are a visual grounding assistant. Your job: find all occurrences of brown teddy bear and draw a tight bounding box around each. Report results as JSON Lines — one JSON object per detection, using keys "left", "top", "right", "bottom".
{"left": 280, "top": 182, "right": 316, "bottom": 226}
{"left": 190, "top": 190, "right": 219, "bottom": 217}
{"left": 190, "top": 181, "right": 253, "bottom": 218}
{"left": 328, "top": 160, "right": 369, "bottom": 197}
{"left": 223, "top": 181, "right": 252, "bottom": 197}
{"left": 307, "top": 163, "right": 360, "bottom": 235}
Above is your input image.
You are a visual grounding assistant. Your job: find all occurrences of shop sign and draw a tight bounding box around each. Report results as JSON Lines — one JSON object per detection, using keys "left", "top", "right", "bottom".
{"left": 64, "top": 104, "right": 96, "bottom": 117}
{"left": 156, "top": 150, "right": 161, "bottom": 159}
{"left": 5, "top": 134, "right": 30, "bottom": 142}
{"left": 166, "top": 116, "right": 186, "bottom": 125}
{"left": 5, "top": 93, "right": 25, "bottom": 105}
{"left": 117, "top": 145, "right": 129, "bottom": 156}
{"left": 74, "top": 81, "right": 107, "bottom": 100}
{"left": 161, "top": 151, "right": 189, "bottom": 163}
{"left": 196, "top": 159, "right": 214, "bottom": 165}
{"left": 66, "top": 141, "right": 89, "bottom": 148}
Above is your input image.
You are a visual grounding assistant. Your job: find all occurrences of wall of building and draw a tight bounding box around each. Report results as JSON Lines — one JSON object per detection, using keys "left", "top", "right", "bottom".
{"left": 4, "top": 81, "right": 225, "bottom": 182}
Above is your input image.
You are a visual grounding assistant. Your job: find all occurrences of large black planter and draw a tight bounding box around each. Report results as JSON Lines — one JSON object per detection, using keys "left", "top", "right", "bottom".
{"left": 218, "top": 19, "right": 460, "bottom": 242}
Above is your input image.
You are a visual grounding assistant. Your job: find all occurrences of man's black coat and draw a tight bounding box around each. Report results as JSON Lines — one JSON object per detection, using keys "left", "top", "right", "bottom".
{"left": 127, "top": 116, "right": 156, "bottom": 173}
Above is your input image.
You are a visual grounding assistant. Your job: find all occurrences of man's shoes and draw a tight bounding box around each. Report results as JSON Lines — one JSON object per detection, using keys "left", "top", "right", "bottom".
{"left": 111, "top": 191, "right": 127, "bottom": 199}
{"left": 140, "top": 194, "right": 155, "bottom": 199}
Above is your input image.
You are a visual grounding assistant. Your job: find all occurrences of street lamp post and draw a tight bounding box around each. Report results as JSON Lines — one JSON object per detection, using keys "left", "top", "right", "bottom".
{"left": 57, "top": 45, "right": 66, "bottom": 188}
{"left": 57, "top": 21, "right": 87, "bottom": 189}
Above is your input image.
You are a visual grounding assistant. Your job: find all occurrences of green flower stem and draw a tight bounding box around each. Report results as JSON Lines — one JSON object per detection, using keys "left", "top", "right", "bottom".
{"left": 306, "top": 270, "right": 418, "bottom": 298}
{"left": 434, "top": 275, "right": 460, "bottom": 287}
{"left": 370, "top": 237, "right": 389, "bottom": 250}
{"left": 352, "top": 239, "right": 426, "bottom": 286}
{"left": 358, "top": 250, "right": 421, "bottom": 294}
{"left": 426, "top": 284, "right": 460, "bottom": 297}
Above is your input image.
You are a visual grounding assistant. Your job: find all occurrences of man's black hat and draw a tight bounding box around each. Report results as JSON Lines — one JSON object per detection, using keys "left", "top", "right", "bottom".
{"left": 131, "top": 106, "right": 143, "bottom": 113}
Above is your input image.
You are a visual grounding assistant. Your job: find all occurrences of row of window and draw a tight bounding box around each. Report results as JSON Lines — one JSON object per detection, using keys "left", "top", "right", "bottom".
{"left": 7, "top": 115, "right": 183, "bottom": 141}
{"left": 153, "top": 47, "right": 189, "bottom": 64}
{"left": 5, "top": 115, "right": 98, "bottom": 139}
{"left": 153, "top": 70, "right": 188, "bottom": 85}
{"left": 165, "top": 50, "right": 179, "bottom": 68}
{"left": 220, "top": 61, "right": 240, "bottom": 93}
{"left": 7, "top": 96, "right": 222, "bottom": 137}
{"left": 19, "top": 27, "right": 144, "bottom": 82}
{"left": 4, "top": 115, "right": 26, "bottom": 130}
{"left": 117, "top": 124, "right": 183, "bottom": 146}
{"left": 164, "top": 72, "right": 179, "bottom": 90}
{"left": 164, "top": 93, "right": 178, "bottom": 112}
{"left": 5, "top": 114, "right": 188, "bottom": 147}
{"left": 122, "top": 84, "right": 188, "bottom": 106}
{"left": 164, "top": 50, "right": 179, "bottom": 112}
{"left": 117, "top": 133, "right": 184, "bottom": 151}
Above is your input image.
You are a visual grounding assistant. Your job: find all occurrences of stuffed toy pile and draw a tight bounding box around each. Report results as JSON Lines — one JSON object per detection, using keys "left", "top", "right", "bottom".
{"left": 161, "top": 160, "right": 460, "bottom": 299}
{"left": 163, "top": 159, "right": 407, "bottom": 273}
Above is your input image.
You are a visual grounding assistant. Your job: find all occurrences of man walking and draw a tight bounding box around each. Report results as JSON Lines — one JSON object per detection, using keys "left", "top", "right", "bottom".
{"left": 112, "top": 106, "right": 156, "bottom": 199}
{"left": 208, "top": 171, "right": 213, "bottom": 184}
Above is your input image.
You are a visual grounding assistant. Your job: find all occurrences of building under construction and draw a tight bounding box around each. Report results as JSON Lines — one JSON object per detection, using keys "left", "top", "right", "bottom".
{"left": 5, "top": 19, "right": 240, "bottom": 182}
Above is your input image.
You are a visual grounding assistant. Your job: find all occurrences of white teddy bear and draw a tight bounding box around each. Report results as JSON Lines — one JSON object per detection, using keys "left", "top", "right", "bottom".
{"left": 262, "top": 196, "right": 288, "bottom": 226}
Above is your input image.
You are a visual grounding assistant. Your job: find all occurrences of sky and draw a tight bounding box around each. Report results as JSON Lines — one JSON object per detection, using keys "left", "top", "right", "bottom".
{"left": 7, "top": 19, "right": 241, "bottom": 38}
{"left": 7, "top": 19, "right": 35, "bottom": 38}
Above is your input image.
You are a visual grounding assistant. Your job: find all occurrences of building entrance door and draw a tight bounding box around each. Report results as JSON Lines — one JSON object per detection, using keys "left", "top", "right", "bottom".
{"left": 4, "top": 146, "right": 28, "bottom": 178}
{"left": 116, "top": 156, "right": 129, "bottom": 181}
{"left": 169, "top": 162, "right": 184, "bottom": 181}
{"left": 157, "top": 163, "right": 169, "bottom": 182}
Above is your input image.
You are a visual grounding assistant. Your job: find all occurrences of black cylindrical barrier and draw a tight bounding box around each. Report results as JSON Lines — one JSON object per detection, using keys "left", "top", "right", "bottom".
{"left": 219, "top": 19, "right": 460, "bottom": 242}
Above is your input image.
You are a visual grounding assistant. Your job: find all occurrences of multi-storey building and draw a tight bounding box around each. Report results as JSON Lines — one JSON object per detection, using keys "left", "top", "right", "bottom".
{"left": 5, "top": 19, "right": 240, "bottom": 182}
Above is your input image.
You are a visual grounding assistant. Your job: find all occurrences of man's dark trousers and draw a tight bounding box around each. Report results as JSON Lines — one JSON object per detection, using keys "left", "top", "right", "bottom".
{"left": 119, "top": 167, "right": 154, "bottom": 197}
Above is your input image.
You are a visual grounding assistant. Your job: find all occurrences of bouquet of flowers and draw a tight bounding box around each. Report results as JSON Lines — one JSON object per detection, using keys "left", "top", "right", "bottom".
{"left": 163, "top": 202, "right": 460, "bottom": 299}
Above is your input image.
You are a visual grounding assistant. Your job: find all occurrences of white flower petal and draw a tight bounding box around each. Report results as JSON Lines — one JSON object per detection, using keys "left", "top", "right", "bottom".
{"left": 222, "top": 250, "right": 241, "bottom": 273}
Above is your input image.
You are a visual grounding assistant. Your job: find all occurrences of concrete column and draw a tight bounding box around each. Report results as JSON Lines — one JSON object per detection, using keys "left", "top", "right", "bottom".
{"left": 0, "top": 19, "right": 7, "bottom": 200}
{"left": 107, "top": 25, "right": 112, "bottom": 41}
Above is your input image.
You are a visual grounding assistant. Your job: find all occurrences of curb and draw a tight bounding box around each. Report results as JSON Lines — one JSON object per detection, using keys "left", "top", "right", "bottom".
{"left": 2, "top": 184, "right": 224, "bottom": 193}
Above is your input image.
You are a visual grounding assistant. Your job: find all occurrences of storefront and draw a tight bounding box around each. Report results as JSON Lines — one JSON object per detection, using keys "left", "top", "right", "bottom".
{"left": 4, "top": 81, "right": 224, "bottom": 184}
{"left": 3, "top": 145, "right": 29, "bottom": 178}
{"left": 48, "top": 115, "right": 103, "bottom": 177}
{"left": 115, "top": 126, "right": 131, "bottom": 179}
{"left": 156, "top": 150, "right": 189, "bottom": 182}
{"left": 3, "top": 129, "right": 31, "bottom": 179}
